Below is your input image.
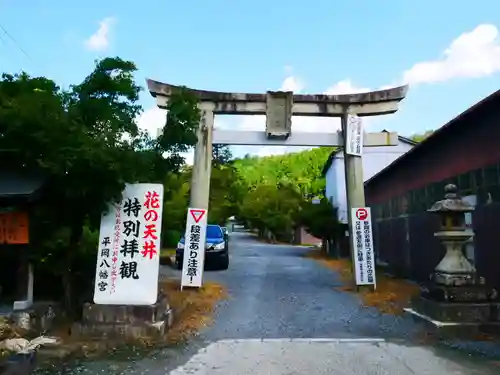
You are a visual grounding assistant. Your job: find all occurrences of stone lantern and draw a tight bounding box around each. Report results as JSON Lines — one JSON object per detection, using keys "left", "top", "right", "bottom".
{"left": 427, "top": 184, "right": 478, "bottom": 291}
{"left": 409, "top": 184, "right": 499, "bottom": 326}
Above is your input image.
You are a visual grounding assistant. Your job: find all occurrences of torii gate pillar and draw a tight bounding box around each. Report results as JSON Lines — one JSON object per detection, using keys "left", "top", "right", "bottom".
{"left": 147, "top": 79, "right": 409, "bottom": 287}
{"left": 190, "top": 107, "right": 214, "bottom": 210}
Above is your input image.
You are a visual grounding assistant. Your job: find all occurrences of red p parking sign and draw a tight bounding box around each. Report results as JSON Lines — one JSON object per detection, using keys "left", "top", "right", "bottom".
{"left": 355, "top": 208, "right": 368, "bottom": 220}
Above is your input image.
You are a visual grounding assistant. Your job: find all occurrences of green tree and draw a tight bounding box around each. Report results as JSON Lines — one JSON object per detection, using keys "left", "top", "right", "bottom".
{"left": 162, "top": 170, "right": 191, "bottom": 247}
{"left": 212, "top": 144, "right": 233, "bottom": 166}
{"left": 234, "top": 147, "right": 333, "bottom": 196}
{"left": 0, "top": 58, "right": 199, "bottom": 312}
{"left": 209, "top": 164, "right": 242, "bottom": 225}
{"left": 298, "top": 198, "right": 339, "bottom": 241}
{"left": 410, "top": 130, "right": 433, "bottom": 143}
{"left": 239, "top": 184, "right": 303, "bottom": 242}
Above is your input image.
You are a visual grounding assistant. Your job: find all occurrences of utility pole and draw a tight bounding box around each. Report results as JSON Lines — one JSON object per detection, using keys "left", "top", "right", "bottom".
{"left": 341, "top": 110, "right": 373, "bottom": 292}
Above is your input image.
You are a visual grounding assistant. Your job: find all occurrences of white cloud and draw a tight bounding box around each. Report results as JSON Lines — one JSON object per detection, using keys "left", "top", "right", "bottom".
{"left": 229, "top": 76, "right": 372, "bottom": 158}
{"left": 84, "top": 17, "right": 115, "bottom": 52}
{"left": 136, "top": 106, "right": 166, "bottom": 138}
{"left": 403, "top": 24, "right": 500, "bottom": 85}
{"left": 324, "top": 79, "right": 370, "bottom": 95}
{"left": 135, "top": 106, "right": 194, "bottom": 164}
{"left": 136, "top": 24, "right": 500, "bottom": 162}
{"left": 280, "top": 75, "right": 305, "bottom": 92}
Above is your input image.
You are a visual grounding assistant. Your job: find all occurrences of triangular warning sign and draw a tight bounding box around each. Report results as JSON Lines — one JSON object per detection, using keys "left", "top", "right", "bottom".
{"left": 190, "top": 209, "right": 206, "bottom": 224}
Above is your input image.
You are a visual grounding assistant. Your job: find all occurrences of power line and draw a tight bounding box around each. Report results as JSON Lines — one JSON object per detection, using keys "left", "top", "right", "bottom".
{"left": 0, "top": 21, "right": 33, "bottom": 61}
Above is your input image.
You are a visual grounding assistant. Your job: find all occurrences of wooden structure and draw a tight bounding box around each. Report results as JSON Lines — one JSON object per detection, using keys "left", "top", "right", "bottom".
{"left": 364, "top": 89, "right": 500, "bottom": 290}
{"left": 0, "top": 169, "right": 46, "bottom": 310}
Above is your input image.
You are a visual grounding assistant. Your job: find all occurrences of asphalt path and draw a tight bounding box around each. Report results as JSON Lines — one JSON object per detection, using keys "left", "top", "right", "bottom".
{"left": 42, "top": 231, "right": 500, "bottom": 374}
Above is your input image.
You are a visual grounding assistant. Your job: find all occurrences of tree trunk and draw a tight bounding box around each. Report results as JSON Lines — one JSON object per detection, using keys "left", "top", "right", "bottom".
{"left": 63, "top": 218, "right": 84, "bottom": 316}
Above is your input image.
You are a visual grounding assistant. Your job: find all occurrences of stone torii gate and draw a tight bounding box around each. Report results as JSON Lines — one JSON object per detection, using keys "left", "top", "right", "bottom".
{"left": 147, "top": 79, "right": 408, "bottom": 279}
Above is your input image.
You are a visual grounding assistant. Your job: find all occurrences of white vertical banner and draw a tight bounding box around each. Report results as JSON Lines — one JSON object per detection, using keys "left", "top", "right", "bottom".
{"left": 345, "top": 114, "right": 364, "bottom": 156}
{"left": 93, "top": 183, "right": 164, "bottom": 305}
{"left": 181, "top": 207, "right": 208, "bottom": 289}
{"left": 351, "top": 207, "right": 376, "bottom": 287}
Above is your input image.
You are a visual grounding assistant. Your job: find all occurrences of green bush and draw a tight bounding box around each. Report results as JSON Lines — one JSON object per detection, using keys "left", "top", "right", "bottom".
{"left": 72, "top": 226, "right": 99, "bottom": 306}
{"left": 162, "top": 229, "right": 182, "bottom": 248}
{"left": 32, "top": 225, "right": 98, "bottom": 304}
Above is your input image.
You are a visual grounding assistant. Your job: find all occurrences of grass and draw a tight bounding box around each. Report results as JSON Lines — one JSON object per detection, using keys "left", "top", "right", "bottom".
{"left": 159, "top": 278, "right": 227, "bottom": 344}
{"left": 305, "top": 249, "right": 420, "bottom": 316}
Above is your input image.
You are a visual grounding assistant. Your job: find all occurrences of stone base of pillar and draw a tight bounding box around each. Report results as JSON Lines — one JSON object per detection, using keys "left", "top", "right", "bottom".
{"left": 71, "top": 293, "right": 173, "bottom": 340}
{"left": 411, "top": 296, "right": 500, "bottom": 323}
{"left": 421, "top": 279, "right": 498, "bottom": 303}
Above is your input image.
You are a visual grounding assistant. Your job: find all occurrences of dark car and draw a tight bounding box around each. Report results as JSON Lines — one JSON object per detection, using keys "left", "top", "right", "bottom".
{"left": 175, "top": 224, "right": 229, "bottom": 270}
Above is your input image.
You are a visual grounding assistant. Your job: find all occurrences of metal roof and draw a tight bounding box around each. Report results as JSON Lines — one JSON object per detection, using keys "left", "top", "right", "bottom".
{"left": 364, "top": 88, "right": 500, "bottom": 187}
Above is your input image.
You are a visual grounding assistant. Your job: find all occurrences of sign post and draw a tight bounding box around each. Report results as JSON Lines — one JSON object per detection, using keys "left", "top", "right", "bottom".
{"left": 350, "top": 207, "right": 376, "bottom": 290}
{"left": 93, "top": 183, "right": 164, "bottom": 305}
{"left": 345, "top": 114, "right": 364, "bottom": 157}
{"left": 181, "top": 207, "right": 208, "bottom": 289}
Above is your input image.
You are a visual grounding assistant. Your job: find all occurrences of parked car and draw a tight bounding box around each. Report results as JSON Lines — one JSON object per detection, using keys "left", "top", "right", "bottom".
{"left": 175, "top": 224, "right": 229, "bottom": 270}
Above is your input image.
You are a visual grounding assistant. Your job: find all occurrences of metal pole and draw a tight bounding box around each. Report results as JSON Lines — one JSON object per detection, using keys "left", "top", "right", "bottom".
{"left": 341, "top": 111, "right": 373, "bottom": 292}
{"left": 189, "top": 108, "right": 214, "bottom": 209}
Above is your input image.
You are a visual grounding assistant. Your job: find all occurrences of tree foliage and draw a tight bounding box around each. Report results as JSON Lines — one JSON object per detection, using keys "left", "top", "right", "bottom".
{"left": 233, "top": 147, "right": 337, "bottom": 241}
{"left": 0, "top": 57, "right": 198, "bottom": 312}
{"left": 410, "top": 130, "right": 434, "bottom": 143}
{"left": 0, "top": 56, "right": 342, "bottom": 313}
{"left": 299, "top": 198, "right": 339, "bottom": 240}
{"left": 233, "top": 147, "right": 333, "bottom": 197}
{"left": 239, "top": 184, "right": 304, "bottom": 242}
{"left": 212, "top": 144, "right": 233, "bottom": 167}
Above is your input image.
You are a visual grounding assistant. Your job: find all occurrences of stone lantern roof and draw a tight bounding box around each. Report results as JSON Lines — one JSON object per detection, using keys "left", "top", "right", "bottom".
{"left": 427, "top": 184, "right": 474, "bottom": 214}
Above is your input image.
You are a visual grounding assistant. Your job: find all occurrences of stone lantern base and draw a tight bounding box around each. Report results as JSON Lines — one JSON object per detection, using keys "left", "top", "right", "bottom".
{"left": 410, "top": 296, "right": 500, "bottom": 324}
{"left": 422, "top": 271, "right": 498, "bottom": 303}
{"left": 407, "top": 275, "right": 500, "bottom": 335}
{"left": 406, "top": 184, "right": 500, "bottom": 335}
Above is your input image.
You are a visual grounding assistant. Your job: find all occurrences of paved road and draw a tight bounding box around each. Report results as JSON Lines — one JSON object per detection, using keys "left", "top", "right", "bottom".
{"left": 43, "top": 232, "right": 500, "bottom": 374}
{"left": 199, "top": 233, "right": 421, "bottom": 341}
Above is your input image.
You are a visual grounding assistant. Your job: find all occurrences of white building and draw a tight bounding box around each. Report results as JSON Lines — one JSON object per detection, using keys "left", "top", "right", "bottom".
{"left": 323, "top": 131, "right": 416, "bottom": 224}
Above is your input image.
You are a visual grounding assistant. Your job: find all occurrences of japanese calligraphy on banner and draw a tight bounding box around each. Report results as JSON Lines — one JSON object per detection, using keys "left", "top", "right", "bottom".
{"left": 93, "top": 183, "right": 164, "bottom": 305}
{"left": 181, "top": 208, "right": 208, "bottom": 289}
{"left": 351, "top": 207, "right": 376, "bottom": 287}
{"left": 345, "top": 114, "right": 363, "bottom": 157}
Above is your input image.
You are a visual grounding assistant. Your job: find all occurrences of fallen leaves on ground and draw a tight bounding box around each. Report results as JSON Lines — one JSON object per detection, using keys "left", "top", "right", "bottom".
{"left": 29, "top": 278, "right": 227, "bottom": 367}
{"left": 0, "top": 316, "right": 28, "bottom": 360}
{"left": 306, "top": 249, "right": 420, "bottom": 316}
{"left": 159, "top": 278, "right": 227, "bottom": 344}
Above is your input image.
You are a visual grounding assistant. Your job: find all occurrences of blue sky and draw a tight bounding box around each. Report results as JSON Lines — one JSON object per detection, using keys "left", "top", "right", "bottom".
{"left": 2, "top": 1, "right": 500, "bottom": 160}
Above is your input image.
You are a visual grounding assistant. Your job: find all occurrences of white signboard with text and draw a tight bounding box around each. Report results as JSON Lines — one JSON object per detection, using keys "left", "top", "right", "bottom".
{"left": 351, "top": 207, "right": 376, "bottom": 287}
{"left": 181, "top": 207, "right": 208, "bottom": 289}
{"left": 345, "top": 114, "right": 363, "bottom": 156}
{"left": 93, "top": 183, "right": 164, "bottom": 305}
